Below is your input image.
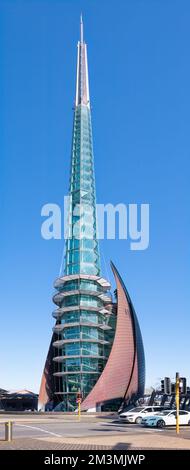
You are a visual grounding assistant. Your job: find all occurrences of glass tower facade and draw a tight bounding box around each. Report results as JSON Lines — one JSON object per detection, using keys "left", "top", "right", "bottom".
{"left": 52, "top": 17, "right": 115, "bottom": 411}
{"left": 65, "top": 16, "right": 100, "bottom": 277}
{"left": 38, "top": 17, "right": 145, "bottom": 413}
{"left": 64, "top": 105, "right": 100, "bottom": 276}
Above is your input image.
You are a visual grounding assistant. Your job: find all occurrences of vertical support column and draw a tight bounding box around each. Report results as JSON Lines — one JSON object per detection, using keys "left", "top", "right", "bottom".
{"left": 176, "top": 372, "right": 180, "bottom": 434}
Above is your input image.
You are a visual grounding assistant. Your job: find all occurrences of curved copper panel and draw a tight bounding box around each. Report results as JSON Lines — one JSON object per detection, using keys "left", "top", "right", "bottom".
{"left": 81, "top": 262, "right": 145, "bottom": 410}
{"left": 38, "top": 334, "right": 55, "bottom": 410}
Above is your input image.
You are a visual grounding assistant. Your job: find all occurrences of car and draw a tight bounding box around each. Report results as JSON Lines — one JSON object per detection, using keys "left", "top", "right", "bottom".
{"left": 141, "top": 410, "right": 190, "bottom": 428}
{"left": 118, "top": 406, "right": 167, "bottom": 424}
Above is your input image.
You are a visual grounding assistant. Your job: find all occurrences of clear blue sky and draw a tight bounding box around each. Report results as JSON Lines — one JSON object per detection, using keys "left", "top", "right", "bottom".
{"left": 0, "top": 0, "right": 189, "bottom": 393}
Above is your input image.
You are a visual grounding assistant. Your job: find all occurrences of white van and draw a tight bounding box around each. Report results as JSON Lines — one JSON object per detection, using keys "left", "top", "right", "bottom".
{"left": 119, "top": 406, "right": 167, "bottom": 424}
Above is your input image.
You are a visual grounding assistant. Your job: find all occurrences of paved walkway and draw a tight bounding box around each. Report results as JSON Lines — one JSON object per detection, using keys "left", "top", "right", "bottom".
{"left": 35, "top": 433, "right": 190, "bottom": 450}
{"left": 0, "top": 438, "right": 111, "bottom": 450}
{"left": 0, "top": 432, "right": 190, "bottom": 450}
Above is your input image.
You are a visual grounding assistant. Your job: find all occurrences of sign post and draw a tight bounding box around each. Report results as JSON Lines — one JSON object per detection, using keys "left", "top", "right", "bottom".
{"left": 176, "top": 372, "right": 180, "bottom": 434}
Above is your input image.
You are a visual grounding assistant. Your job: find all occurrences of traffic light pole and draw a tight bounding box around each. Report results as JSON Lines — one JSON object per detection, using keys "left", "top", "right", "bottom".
{"left": 77, "top": 389, "right": 81, "bottom": 421}
{"left": 176, "top": 372, "right": 180, "bottom": 434}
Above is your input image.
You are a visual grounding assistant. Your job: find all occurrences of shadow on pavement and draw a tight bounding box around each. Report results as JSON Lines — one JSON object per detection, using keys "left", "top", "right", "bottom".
{"left": 89, "top": 427, "right": 132, "bottom": 433}
{"left": 111, "top": 442, "right": 132, "bottom": 449}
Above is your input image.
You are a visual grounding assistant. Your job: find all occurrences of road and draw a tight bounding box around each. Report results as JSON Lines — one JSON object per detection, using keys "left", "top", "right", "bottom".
{"left": 0, "top": 415, "right": 189, "bottom": 440}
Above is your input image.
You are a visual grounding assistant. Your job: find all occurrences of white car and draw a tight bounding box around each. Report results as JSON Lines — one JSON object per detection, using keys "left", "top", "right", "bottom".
{"left": 142, "top": 410, "right": 190, "bottom": 428}
{"left": 119, "top": 406, "right": 167, "bottom": 424}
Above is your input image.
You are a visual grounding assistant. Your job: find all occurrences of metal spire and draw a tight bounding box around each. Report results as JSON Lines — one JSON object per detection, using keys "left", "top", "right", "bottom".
{"left": 80, "top": 13, "right": 84, "bottom": 43}
{"left": 75, "top": 14, "right": 90, "bottom": 108}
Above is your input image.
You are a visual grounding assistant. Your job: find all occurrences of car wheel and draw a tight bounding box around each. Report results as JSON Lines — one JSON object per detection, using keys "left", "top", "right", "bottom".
{"left": 157, "top": 420, "right": 165, "bottom": 428}
{"left": 188, "top": 420, "right": 190, "bottom": 426}
{"left": 135, "top": 417, "right": 142, "bottom": 424}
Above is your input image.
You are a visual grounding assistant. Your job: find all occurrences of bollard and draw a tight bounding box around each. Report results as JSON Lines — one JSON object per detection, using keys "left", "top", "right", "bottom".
{"left": 5, "top": 421, "right": 13, "bottom": 442}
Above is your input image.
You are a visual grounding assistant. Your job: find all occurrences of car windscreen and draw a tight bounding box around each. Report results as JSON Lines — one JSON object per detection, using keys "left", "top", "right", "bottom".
{"left": 128, "top": 407, "right": 145, "bottom": 412}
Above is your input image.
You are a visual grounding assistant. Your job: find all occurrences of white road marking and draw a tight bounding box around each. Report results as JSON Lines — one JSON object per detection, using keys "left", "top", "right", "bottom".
{"left": 100, "top": 422, "right": 163, "bottom": 431}
{"left": 15, "top": 424, "right": 62, "bottom": 438}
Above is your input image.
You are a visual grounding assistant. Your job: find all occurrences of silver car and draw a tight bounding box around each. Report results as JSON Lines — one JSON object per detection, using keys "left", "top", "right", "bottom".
{"left": 119, "top": 406, "right": 167, "bottom": 424}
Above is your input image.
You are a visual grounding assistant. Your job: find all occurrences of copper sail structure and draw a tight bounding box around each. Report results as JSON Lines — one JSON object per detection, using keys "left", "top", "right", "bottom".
{"left": 81, "top": 263, "right": 145, "bottom": 411}
{"left": 38, "top": 17, "right": 145, "bottom": 412}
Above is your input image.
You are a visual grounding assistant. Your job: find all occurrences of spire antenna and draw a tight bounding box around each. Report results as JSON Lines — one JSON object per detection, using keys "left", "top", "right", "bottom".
{"left": 75, "top": 13, "right": 90, "bottom": 107}
{"left": 80, "top": 13, "right": 84, "bottom": 43}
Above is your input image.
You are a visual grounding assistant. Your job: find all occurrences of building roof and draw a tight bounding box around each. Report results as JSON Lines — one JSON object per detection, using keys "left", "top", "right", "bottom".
{"left": 0, "top": 388, "right": 38, "bottom": 397}
{"left": 8, "top": 389, "right": 37, "bottom": 396}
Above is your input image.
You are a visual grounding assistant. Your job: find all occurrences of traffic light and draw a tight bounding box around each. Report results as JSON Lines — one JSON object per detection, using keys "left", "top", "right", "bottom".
{"left": 164, "top": 377, "right": 171, "bottom": 394}
{"left": 180, "top": 377, "right": 187, "bottom": 395}
{"left": 76, "top": 390, "right": 82, "bottom": 403}
{"left": 161, "top": 380, "right": 165, "bottom": 393}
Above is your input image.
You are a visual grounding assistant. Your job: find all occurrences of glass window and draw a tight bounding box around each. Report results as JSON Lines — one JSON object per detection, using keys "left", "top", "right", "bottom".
{"left": 80, "top": 263, "right": 99, "bottom": 276}
{"left": 81, "top": 239, "right": 95, "bottom": 250}
{"left": 82, "top": 357, "right": 104, "bottom": 373}
{"left": 80, "top": 280, "right": 99, "bottom": 292}
{"left": 82, "top": 251, "right": 95, "bottom": 263}
{"left": 70, "top": 251, "right": 80, "bottom": 264}
{"left": 61, "top": 311, "right": 79, "bottom": 324}
{"left": 63, "top": 295, "right": 79, "bottom": 307}
{"left": 63, "top": 358, "right": 80, "bottom": 372}
{"left": 81, "top": 326, "right": 98, "bottom": 340}
{"left": 81, "top": 342, "right": 103, "bottom": 356}
{"left": 81, "top": 311, "right": 98, "bottom": 324}
{"left": 81, "top": 374, "right": 99, "bottom": 395}
{"left": 70, "top": 265, "right": 80, "bottom": 275}
{"left": 64, "top": 326, "right": 80, "bottom": 339}
{"left": 80, "top": 294, "right": 101, "bottom": 307}
{"left": 65, "top": 343, "right": 80, "bottom": 356}
{"left": 67, "top": 375, "right": 80, "bottom": 393}
{"left": 59, "top": 280, "right": 79, "bottom": 293}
